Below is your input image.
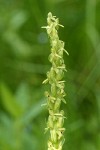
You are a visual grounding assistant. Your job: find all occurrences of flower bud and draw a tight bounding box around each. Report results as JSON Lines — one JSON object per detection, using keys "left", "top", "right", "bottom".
{"left": 54, "top": 98, "right": 61, "bottom": 111}
{"left": 51, "top": 83, "right": 57, "bottom": 96}
{"left": 50, "top": 129, "right": 57, "bottom": 143}
{"left": 56, "top": 69, "right": 64, "bottom": 81}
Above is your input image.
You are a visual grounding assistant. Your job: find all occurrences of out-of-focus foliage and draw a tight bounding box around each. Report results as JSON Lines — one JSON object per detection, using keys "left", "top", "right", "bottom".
{"left": 0, "top": 0, "right": 100, "bottom": 150}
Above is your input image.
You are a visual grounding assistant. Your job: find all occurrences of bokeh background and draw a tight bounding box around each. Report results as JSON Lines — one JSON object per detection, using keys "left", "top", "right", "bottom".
{"left": 0, "top": 0, "right": 100, "bottom": 150}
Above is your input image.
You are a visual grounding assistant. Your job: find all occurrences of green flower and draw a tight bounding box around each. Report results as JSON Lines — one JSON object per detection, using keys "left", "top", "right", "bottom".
{"left": 42, "top": 12, "right": 69, "bottom": 150}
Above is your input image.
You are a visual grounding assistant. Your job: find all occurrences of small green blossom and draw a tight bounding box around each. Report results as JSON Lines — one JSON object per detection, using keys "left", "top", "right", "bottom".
{"left": 42, "top": 12, "right": 68, "bottom": 150}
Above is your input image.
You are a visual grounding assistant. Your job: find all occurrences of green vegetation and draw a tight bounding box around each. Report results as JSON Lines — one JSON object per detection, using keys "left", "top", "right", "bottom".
{"left": 42, "top": 12, "right": 68, "bottom": 150}
{"left": 0, "top": 0, "right": 100, "bottom": 150}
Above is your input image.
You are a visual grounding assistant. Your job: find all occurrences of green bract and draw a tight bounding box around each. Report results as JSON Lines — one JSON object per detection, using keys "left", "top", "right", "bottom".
{"left": 42, "top": 12, "right": 69, "bottom": 150}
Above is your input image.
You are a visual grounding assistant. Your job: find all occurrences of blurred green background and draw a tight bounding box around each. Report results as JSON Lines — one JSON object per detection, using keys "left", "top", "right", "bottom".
{"left": 0, "top": 0, "right": 100, "bottom": 150}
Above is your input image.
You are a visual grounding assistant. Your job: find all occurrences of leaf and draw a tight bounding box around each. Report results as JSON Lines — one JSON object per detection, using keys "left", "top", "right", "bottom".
{"left": 0, "top": 112, "right": 12, "bottom": 127}
{"left": 15, "top": 82, "right": 30, "bottom": 112}
{"left": 0, "top": 83, "right": 23, "bottom": 118}
{"left": 18, "top": 98, "right": 45, "bottom": 126}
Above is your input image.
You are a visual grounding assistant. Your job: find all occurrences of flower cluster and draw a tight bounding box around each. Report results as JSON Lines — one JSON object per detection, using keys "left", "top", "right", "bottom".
{"left": 42, "top": 12, "right": 69, "bottom": 150}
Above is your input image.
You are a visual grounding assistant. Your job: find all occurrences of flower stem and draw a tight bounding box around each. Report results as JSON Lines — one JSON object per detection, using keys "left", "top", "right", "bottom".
{"left": 42, "top": 12, "right": 69, "bottom": 150}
